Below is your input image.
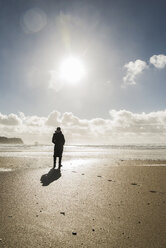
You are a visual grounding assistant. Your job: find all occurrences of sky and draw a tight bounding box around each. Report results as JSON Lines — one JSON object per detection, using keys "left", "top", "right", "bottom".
{"left": 0, "top": 0, "right": 166, "bottom": 144}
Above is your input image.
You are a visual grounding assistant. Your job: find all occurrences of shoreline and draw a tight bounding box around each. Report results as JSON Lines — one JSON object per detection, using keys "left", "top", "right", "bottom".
{"left": 0, "top": 156, "right": 166, "bottom": 171}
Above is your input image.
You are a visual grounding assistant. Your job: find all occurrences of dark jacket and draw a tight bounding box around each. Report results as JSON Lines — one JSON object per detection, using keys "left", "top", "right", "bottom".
{"left": 52, "top": 131, "right": 65, "bottom": 157}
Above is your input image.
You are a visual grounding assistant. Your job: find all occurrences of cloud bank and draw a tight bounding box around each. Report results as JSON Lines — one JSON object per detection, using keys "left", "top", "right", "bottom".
{"left": 0, "top": 110, "right": 166, "bottom": 144}
{"left": 123, "top": 54, "right": 166, "bottom": 86}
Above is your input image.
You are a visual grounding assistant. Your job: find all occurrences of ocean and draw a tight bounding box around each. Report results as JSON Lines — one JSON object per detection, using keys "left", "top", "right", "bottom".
{"left": 0, "top": 144, "right": 166, "bottom": 161}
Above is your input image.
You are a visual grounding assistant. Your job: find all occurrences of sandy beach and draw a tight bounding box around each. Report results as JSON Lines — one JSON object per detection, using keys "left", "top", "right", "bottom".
{"left": 0, "top": 157, "right": 166, "bottom": 248}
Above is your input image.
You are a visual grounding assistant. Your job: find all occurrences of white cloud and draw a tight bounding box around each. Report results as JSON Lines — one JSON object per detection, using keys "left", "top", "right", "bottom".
{"left": 1, "top": 110, "right": 166, "bottom": 144}
{"left": 61, "top": 112, "right": 88, "bottom": 128}
{"left": 0, "top": 113, "right": 22, "bottom": 126}
{"left": 123, "top": 54, "right": 166, "bottom": 86}
{"left": 123, "top": 59, "right": 148, "bottom": 86}
{"left": 24, "top": 116, "right": 46, "bottom": 127}
{"left": 109, "top": 109, "right": 166, "bottom": 134}
{"left": 149, "top": 54, "right": 166, "bottom": 69}
{"left": 45, "top": 111, "right": 61, "bottom": 127}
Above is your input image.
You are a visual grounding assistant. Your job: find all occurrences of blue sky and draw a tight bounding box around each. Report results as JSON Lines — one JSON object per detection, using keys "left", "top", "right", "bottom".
{"left": 0, "top": 0, "right": 166, "bottom": 118}
{"left": 0, "top": 0, "right": 166, "bottom": 143}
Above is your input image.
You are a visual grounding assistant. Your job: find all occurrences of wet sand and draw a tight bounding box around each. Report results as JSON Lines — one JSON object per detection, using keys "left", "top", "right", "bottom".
{"left": 0, "top": 159, "right": 166, "bottom": 248}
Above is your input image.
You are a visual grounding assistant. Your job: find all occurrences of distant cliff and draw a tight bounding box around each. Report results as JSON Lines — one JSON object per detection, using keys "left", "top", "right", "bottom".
{"left": 0, "top": 137, "right": 23, "bottom": 144}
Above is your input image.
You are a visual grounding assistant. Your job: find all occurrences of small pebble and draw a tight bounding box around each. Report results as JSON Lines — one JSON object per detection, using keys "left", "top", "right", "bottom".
{"left": 0, "top": 239, "right": 2, "bottom": 241}
{"left": 60, "top": 212, "right": 65, "bottom": 216}
{"left": 92, "top": 229, "right": 95, "bottom": 232}
{"left": 36, "top": 215, "right": 38, "bottom": 217}
{"left": 72, "top": 232, "right": 77, "bottom": 235}
{"left": 138, "top": 221, "right": 141, "bottom": 224}
{"left": 8, "top": 215, "right": 12, "bottom": 218}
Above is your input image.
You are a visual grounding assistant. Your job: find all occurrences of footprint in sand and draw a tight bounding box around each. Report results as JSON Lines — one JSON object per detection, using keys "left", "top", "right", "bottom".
{"left": 131, "top": 183, "right": 138, "bottom": 186}
{"left": 97, "top": 175, "right": 102, "bottom": 178}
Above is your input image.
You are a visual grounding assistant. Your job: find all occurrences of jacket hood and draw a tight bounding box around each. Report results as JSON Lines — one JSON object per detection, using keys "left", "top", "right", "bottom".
{"left": 55, "top": 131, "right": 62, "bottom": 134}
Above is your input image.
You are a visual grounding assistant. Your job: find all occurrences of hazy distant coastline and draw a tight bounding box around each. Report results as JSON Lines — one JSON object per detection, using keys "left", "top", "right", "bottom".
{"left": 0, "top": 136, "right": 23, "bottom": 144}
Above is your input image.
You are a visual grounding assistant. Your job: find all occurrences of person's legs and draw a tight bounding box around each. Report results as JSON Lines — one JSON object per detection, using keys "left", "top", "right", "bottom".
{"left": 58, "top": 157, "right": 62, "bottom": 169}
{"left": 53, "top": 156, "right": 56, "bottom": 169}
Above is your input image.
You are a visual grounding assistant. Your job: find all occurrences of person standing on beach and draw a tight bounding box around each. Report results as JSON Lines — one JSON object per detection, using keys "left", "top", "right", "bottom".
{"left": 52, "top": 127, "right": 65, "bottom": 169}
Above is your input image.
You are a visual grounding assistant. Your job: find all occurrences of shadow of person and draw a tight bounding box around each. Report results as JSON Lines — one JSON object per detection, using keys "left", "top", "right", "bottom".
{"left": 40, "top": 168, "right": 61, "bottom": 186}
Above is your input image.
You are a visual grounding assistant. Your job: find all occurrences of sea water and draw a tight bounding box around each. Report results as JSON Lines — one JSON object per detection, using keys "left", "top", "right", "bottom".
{"left": 0, "top": 144, "right": 166, "bottom": 161}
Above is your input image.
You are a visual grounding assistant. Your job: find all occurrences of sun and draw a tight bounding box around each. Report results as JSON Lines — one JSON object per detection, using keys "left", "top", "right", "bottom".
{"left": 58, "top": 56, "right": 85, "bottom": 83}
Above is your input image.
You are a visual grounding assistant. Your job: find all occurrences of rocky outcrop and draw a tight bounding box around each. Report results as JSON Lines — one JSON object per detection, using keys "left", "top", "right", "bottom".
{"left": 0, "top": 137, "right": 23, "bottom": 144}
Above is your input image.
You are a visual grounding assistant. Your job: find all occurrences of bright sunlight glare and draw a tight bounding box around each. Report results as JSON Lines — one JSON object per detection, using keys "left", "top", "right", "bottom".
{"left": 58, "top": 57, "right": 85, "bottom": 83}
